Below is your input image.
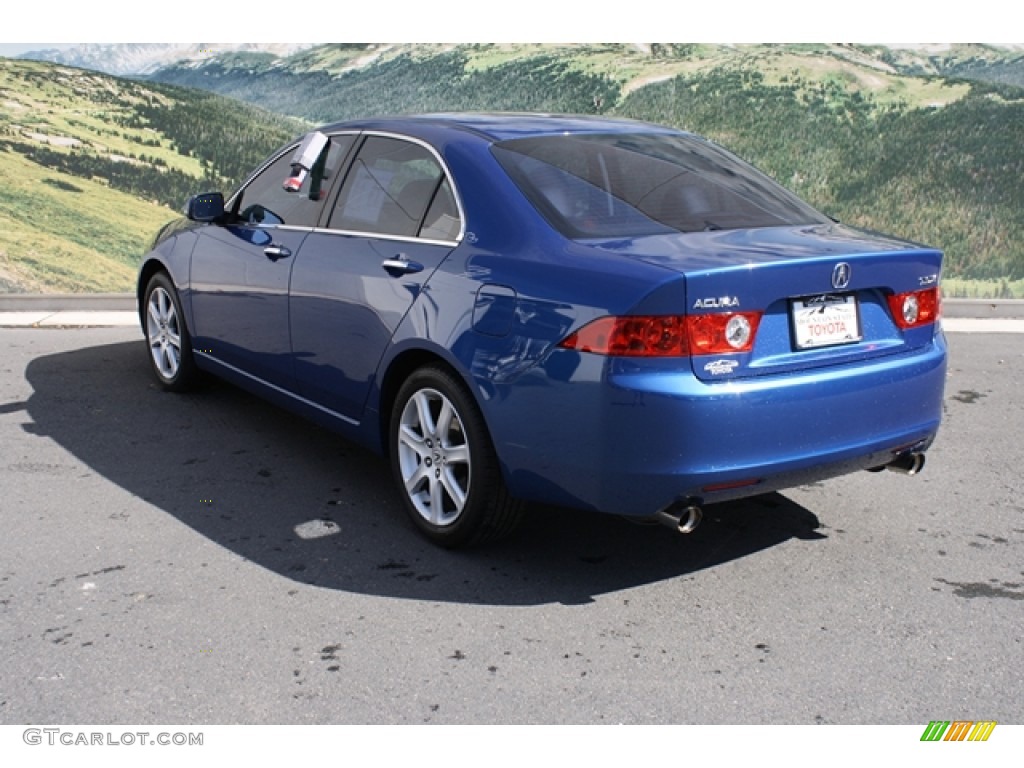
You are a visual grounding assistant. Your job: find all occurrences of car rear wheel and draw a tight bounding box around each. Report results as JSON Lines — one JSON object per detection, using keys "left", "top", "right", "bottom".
{"left": 144, "top": 272, "right": 198, "bottom": 392}
{"left": 391, "top": 365, "right": 523, "bottom": 548}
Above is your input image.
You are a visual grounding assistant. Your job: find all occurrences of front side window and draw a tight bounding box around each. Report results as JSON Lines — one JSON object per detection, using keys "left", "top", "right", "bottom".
{"left": 329, "top": 136, "right": 460, "bottom": 240}
{"left": 233, "top": 134, "right": 355, "bottom": 228}
{"left": 492, "top": 133, "right": 829, "bottom": 238}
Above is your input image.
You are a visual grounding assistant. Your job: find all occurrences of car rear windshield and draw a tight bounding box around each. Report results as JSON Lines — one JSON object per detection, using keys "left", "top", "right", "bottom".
{"left": 491, "top": 132, "right": 830, "bottom": 239}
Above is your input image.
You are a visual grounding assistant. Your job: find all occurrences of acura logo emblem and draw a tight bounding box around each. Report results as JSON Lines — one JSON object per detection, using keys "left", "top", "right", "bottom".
{"left": 832, "top": 262, "right": 851, "bottom": 290}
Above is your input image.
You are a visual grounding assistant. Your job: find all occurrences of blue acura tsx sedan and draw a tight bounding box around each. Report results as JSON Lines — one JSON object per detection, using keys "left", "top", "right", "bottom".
{"left": 137, "top": 112, "right": 946, "bottom": 547}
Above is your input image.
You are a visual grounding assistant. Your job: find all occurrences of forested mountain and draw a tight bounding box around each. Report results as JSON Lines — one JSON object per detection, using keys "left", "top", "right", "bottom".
{"left": 0, "top": 59, "right": 301, "bottom": 291}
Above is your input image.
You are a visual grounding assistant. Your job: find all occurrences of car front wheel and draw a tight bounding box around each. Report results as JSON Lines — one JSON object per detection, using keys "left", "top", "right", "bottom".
{"left": 390, "top": 365, "right": 523, "bottom": 548}
{"left": 143, "top": 272, "right": 198, "bottom": 392}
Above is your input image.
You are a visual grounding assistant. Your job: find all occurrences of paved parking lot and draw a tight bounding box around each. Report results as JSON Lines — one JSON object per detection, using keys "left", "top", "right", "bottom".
{"left": 0, "top": 326, "right": 1021, "bottom": 724}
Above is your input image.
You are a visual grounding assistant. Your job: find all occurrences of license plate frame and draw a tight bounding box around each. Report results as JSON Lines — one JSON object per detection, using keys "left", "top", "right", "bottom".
{"left": 790, "top": 293, "right": 862, "bottom": 350}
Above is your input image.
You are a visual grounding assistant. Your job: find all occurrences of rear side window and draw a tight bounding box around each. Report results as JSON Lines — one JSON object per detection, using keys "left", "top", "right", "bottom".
{"left": 492, "top": 133, "right": 829, "bottom": 238}
{"left": 329, "top": 136, "right": 460, "bottom": 240}
{"left": 420, "top": 178, "right": 461, "bottom": 241}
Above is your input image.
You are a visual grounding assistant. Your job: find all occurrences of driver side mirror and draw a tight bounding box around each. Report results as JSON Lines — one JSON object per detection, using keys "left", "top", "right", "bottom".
{"left": 185, "top": 192, "right": 225, "bottom": 222}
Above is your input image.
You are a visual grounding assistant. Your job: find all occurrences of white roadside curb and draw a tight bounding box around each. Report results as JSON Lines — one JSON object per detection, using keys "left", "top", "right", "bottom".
{"left": 0, "top": 311, "right": 139, "bottom": 327}
{"left": 942, "top": 318, "right": 1024, "bottom": 334}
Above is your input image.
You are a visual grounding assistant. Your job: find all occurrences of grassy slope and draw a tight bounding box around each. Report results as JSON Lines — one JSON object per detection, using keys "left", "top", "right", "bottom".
{"left": 0, "top": 151, "right": 168, "bottom": 292}
{"left": 0, "top": 59, "right": 299, "bottom": 292}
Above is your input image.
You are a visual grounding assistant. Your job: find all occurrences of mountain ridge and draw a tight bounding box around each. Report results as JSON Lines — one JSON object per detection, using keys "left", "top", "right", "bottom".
{"left": 18, "top": 43, "right": 314, "bottom": 76}
{"left": 17, "top": 42, "right": 1024, "bottom": 84}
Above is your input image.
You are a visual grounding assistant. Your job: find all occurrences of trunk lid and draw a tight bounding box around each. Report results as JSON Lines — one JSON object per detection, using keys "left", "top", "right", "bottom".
{"left": 591, "top": 224, "right": 943, "bottom": 381}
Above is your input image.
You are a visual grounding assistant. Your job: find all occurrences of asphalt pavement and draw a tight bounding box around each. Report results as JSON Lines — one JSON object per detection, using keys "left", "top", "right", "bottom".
{"left": 0, "top": 323, "right": 1021, "bottom": 724}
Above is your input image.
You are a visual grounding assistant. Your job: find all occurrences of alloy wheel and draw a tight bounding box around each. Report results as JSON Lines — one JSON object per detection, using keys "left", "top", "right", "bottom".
{"left": 147, "top": 285, "right": 182, "bottom": 381}
{"left": 396, "top": 387, "right": 472, "bottom": 526}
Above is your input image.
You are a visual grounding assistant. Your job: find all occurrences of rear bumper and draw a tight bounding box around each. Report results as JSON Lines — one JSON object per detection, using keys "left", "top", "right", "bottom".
{"left": 489, "top": 330, "right": 947, "bottom": 516}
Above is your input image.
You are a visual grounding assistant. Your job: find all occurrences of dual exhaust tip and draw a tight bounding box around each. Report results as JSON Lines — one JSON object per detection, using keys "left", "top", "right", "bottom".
{"left": 868, "top": 451, "right": 927, "bottom": 476}
{"left": 884, "top": 451, "right": 926, "bottom": 476}
{"left": 654, "top": 451, "right": 926, "bottom": 535}
{"left": 654, "top": 502, "right": 703, "bottom": 535}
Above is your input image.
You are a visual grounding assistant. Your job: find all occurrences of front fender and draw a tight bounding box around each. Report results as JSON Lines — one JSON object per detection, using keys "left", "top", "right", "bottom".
{"left": 135, "top": 230, "right": 200, "bottom": 335}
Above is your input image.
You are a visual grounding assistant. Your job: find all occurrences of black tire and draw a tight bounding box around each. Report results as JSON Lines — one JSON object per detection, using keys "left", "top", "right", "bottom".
{"left": 390, "top": 365, "right": 524, "bottom": 548}
{"left": 143, "top": 272, "right": 199, "bottom": 392}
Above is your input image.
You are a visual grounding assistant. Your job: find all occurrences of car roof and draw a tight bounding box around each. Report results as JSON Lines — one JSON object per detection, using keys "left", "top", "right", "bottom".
{"left": 317, "top": 112, "right": 686, "bottom": 143}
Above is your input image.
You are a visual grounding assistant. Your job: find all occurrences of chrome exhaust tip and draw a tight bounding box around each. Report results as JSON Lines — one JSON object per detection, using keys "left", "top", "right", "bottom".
{"left": 886, "top": 452, "right": 926, "bottom": 476}
{"left": 654, "top": 502, "right": 703, "bottom": 534}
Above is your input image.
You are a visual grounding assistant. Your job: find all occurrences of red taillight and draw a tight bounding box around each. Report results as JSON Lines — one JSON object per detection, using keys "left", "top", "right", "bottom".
{"left": 887, "top": 287, "right": 940, "bottom": 330}
{"left": 558, "top": 312, "right": 762, "bottom": 357}
{"left": 687, "top": 312, "right": 761, "bottom": 354}
{"left": 558, "top": 315, "right": 688, "bottom": 357}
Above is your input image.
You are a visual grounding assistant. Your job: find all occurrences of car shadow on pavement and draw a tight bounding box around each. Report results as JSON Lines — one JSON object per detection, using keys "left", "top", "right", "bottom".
{"left": 24, "top": 340, "right": 826, "bottom": 606}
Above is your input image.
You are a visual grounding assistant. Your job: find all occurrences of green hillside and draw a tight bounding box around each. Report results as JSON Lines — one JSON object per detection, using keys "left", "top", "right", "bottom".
{"left": 0, "top": 59, "right": 301, "bottom": 291}
{"left": 148, "top": 43, "right": 1024, "bottom": 287}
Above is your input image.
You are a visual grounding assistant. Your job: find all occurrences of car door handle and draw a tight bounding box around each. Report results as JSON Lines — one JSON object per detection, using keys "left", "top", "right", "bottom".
{"left": 264, "top": 245, "right": 292, "bottom": 261}
{"left": 381, "top": 256, "right": 424, "bottom": 276}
